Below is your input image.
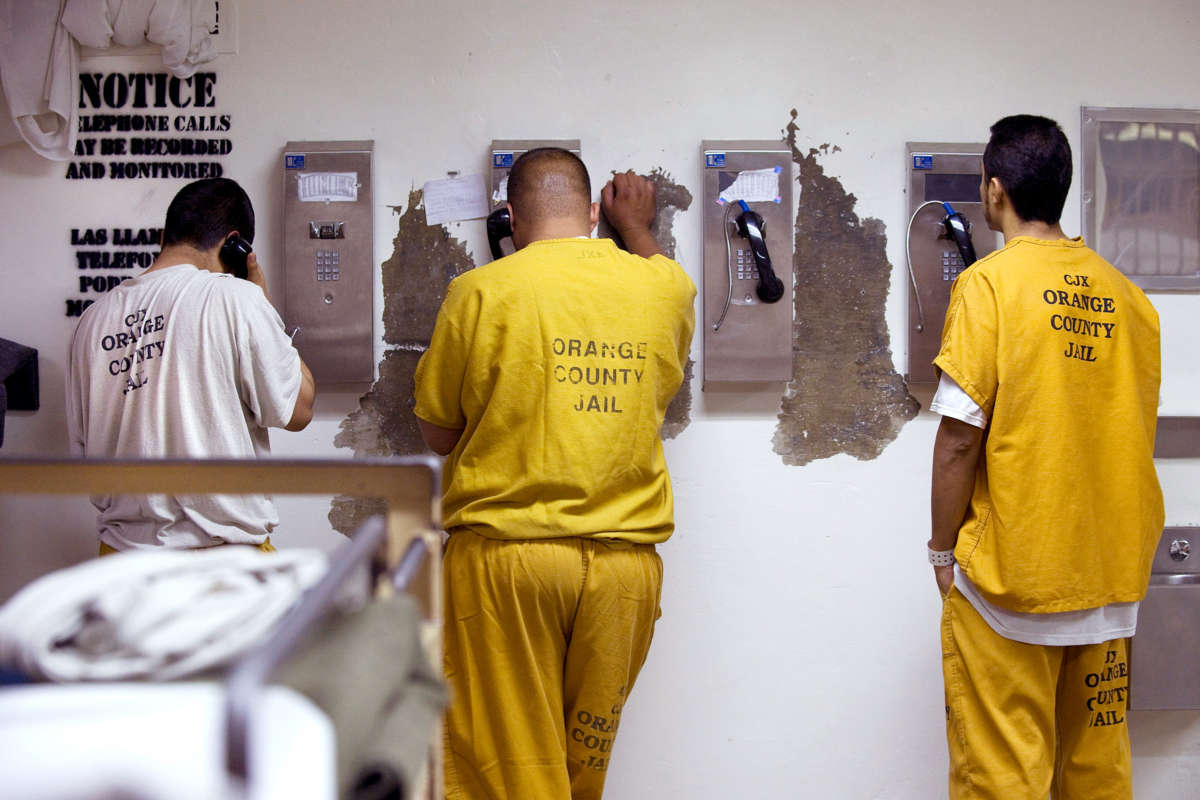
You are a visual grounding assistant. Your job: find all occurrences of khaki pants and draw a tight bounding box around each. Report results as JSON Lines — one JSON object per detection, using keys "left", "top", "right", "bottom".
{"left": 442, "top": 530, "right": 662, "bottom": 800}
{"left": 941, "top": 586, "right": 1132, "bottom": 800}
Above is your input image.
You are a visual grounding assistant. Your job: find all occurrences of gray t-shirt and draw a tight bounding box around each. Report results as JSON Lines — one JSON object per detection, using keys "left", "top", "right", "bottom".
{"left": 67, "top": 264, "right": 302, "bottom": 548}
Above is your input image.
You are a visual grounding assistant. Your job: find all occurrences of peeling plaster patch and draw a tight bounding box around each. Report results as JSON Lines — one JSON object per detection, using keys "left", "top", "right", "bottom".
{"left": 333, "top": 348, "right": 427, "bottom": 458}
{"left": 773, "top": 111, "right": 918, "bottom": 466}
{"left": 384, "top": 190, "right": 477, "bottom": 347}
{"left": 598, "top": 167, "right": 694, "bottom": 439}
{"left": 381, "top": 189, "right": 475, "bottom": 347}
{"left": 330, "top": 190, "right": 475, "bottom": 534}
{"left": 647, "top": 167, "right": 691, "bottom": 264}
{"left": 660, "top": 357, "right": 694, "bottom": 441}
{"left": 328, "top": 495, "right": 389, "bottom": 542}
{"left": 596, "top": 167, "right": 691, "bottom": 262}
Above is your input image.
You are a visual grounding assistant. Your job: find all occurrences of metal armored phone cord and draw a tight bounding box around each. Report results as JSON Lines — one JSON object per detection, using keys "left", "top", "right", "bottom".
{"left": 712, "top": 200, "right": 739, "bottom": 332}
{"left": 905, "top": 200, "right": 946, "bottom": 333}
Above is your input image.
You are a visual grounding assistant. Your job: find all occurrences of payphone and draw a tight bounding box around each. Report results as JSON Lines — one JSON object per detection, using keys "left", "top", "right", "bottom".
{"left": 487, "top": 139, "right": 582, "bottom": 261}
{"left": 701, "top": 140, "right": 793, "bottom": 384}
{"left": 282, "top": 140, "right": 375, "bottom": 384}
{"left": 905, "top": 142, "right": 999, "bottom": 391}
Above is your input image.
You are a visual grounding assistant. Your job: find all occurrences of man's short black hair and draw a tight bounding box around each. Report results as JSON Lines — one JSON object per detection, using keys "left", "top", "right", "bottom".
{"left": 982, "top": 115, "right": 1072, "bottom": 225}
{"left": 506, "top": 148, "right": 592, "bottom": 220}
{"left": 161, "top": 177, "right": 255, "bottom": 250}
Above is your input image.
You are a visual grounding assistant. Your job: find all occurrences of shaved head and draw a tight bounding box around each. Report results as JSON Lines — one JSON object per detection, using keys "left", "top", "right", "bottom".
{"left": 507, "top": 148, "right": 592, "bottom": 223}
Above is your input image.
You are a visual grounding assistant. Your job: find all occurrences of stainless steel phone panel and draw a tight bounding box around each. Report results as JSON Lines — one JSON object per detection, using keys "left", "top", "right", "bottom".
{"left": 905, "top": 143, "right": 1000, "bottom": 391}
{"left": 701, "top": 140, "right": 793, "bottom": 384}
{"left": 282, "top": 140, "right": 374, "bottom": 385}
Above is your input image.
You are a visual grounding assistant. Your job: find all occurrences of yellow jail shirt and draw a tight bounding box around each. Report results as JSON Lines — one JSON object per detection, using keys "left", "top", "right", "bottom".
{"left": 414, "top": 238, "right": 696, "bottom": 544}
{"left": 934, "top": 236, "right": 1163, "bottom": 613}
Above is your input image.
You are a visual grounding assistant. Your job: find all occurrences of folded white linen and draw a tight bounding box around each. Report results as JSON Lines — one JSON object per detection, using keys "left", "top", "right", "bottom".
{"left": 0, "top": 0, "right": 79, "bottom": 160}
{"left": 61, "top": 0, "right": 218, "bottom": 77}
{"left": 0, "top": 682, "right": 335, "bottom": 800}
{"left": 0, "top": 547, "right": 328, "bottom": 681}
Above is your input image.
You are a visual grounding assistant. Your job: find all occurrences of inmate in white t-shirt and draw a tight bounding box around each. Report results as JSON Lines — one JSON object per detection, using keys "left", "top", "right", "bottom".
{"left": 67, "top": 265, "right": 302, "bottom": 549}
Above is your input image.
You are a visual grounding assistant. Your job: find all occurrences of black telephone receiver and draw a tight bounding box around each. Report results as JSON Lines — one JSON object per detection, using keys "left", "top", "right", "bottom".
{"left": 486, "top": 207, "right": 513, "bottom": 261}
{"left": 219, "top": 233, "right": 253, "bottom": 280}
{"left": 734, "top": 201, "right": 785, "bottom": 303}
{"left": 941, "top": 202, "right": 978, "bottom": 267}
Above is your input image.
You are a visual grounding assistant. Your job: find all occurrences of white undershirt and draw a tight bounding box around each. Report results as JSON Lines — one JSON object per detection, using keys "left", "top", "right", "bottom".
{"left": 931, "top": 372, "right": 1138, "bottom": 645}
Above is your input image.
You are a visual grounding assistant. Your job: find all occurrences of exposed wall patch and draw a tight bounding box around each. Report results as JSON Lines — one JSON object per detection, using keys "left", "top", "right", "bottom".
{"left": 379, "top": 189, "right": 475, "bottom": 347}
{"left": 773, "top": 111, "right": 918, "bottom": 466}
{"left": 599, "top": 168, "right": 694, "bottom": 439}
{"left": 330, "top": 189, "right": 474, "bottom": 534}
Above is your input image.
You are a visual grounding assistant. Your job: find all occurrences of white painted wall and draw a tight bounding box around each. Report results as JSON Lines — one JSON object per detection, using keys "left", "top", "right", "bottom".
{"left": 1, "top": 1, "right": 1198, "bottom": 796}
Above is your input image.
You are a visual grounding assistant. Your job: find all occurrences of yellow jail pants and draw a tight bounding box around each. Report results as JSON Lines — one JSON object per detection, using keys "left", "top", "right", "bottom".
{"left": 941, "top": 586, "right": 1132, "bottom": 800}
{"left": 99, "top": 537, "right": 275, "bottom": 556}
{"left": 442, "top": 530, "right": 663, "bottom": 800}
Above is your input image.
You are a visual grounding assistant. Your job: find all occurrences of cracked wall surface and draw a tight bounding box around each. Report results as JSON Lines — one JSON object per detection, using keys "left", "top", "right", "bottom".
{"left": 330, "top": 189, "right": 474, "bottom": 534}
{"left": 599, "top": 167, "right": 694, "bottom": 439}
{"left": 773, "top": 111, "right": 918, "bottom": 466}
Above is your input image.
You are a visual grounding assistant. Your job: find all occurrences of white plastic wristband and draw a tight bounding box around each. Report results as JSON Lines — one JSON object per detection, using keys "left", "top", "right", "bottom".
{"left": 928, "top": 546, "right": 956, "bottom": 566}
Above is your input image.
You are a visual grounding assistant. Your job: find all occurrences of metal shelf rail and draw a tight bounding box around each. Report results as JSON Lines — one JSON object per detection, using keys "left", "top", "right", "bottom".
{"left": 0, "top": 456, "right": 444, "bottom": 799}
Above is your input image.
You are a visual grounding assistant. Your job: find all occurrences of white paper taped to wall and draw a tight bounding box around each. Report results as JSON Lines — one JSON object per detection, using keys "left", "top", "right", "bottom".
{"left": 297, "top": 172, "right": 358, "bottom": 203}
{"left": 718, "top": 166, "right": 782, "bottom": 204}
{"left": 423, "top": 173, "right": 489, "bottom": 226}
{"left": 492, "top": 175, "right": 509, "bottom": 205}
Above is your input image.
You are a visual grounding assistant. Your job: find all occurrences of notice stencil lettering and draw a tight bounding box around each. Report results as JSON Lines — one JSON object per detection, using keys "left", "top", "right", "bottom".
{"left": 65, "top": 226, "right": 160, "bottom": 317}
{"left": 66, "top": 72, "right": 232, "bottom": 182}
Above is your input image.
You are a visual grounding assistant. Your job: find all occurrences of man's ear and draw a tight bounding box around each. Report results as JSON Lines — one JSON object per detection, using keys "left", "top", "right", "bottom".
{"left": 986, "top": 176, "right": 1005, "bottom": 209}
{"left": 506, "top": 202, "right": 522, "bottom": 249}
{"left": 588, "top": 201, "right": 600, "bottom": 233}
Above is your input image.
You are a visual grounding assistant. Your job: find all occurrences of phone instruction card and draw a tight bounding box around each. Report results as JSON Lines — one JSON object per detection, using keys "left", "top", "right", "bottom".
{"left": 423, "top": 173, "right": 489, "bottom": 226}
{"left": 718, "top": 166, "right": 782, "bottom": 204}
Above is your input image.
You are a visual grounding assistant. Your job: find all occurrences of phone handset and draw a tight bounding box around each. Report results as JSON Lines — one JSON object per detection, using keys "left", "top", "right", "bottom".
{"left": 735, "top": 201, "right": 785, "bottom": 303}
{"left": 905, "top": 200, "right": 980, "bottom": 334}
{"left": 486, "top": 207, "right": 513, "bottom": 261}
{"left": 219, "top": 233, "right": 253, "bottom": 279}
{"left": 712, "top": 200, "right": 785, "bottom": 332}
{"left": 941, "top": 202, "right": 977, "bottom": 267}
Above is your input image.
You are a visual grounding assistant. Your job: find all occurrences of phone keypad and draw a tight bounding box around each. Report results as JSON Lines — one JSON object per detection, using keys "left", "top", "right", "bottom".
{"left": 942, "top": 250, "right": 966, "bottom": 281}
{"left": 315, "top": 249, "right": 341, "bottom": 281}
{"left": 736, "top": 249, "right": 760, "bottom": 281}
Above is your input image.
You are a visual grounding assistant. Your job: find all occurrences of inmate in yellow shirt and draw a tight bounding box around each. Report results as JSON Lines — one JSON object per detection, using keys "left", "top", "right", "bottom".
{"left": 414, "top": 238, "right": 696, "bottom": 544}
{"left": 935, "top": 236, "right": 1163, "bottom": 613}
